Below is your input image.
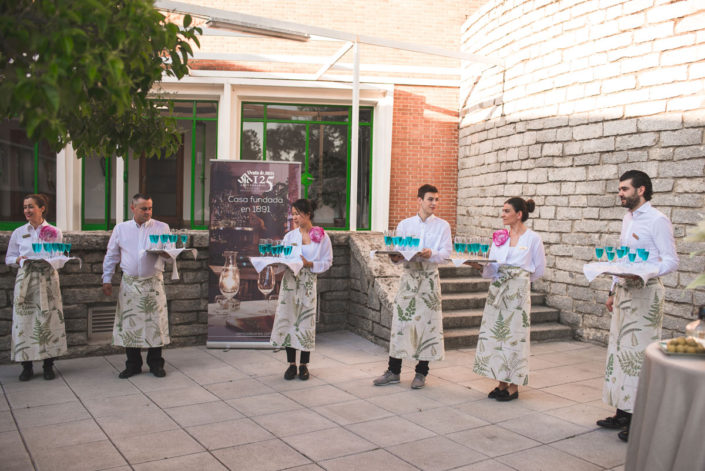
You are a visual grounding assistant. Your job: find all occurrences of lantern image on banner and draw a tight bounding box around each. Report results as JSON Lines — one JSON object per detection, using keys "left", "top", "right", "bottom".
{"left": 218, "top": 251, "right": 240, "bottom": 311}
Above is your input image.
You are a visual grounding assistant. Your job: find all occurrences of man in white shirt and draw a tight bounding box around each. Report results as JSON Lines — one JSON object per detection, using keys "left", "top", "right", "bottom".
{"left": 373, "top": 184, "right": 452, "bottom": 389}
{"left": 102, "top": 194, "right": 171, "bottom": 378}
{"left": 598, "top": 170, "right": 678, "bottom": 441}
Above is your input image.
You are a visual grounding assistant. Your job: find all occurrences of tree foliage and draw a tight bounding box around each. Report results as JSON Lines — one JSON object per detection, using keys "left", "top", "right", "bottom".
{"left": 0, "top": 0, "right": 201, "bottom": 158}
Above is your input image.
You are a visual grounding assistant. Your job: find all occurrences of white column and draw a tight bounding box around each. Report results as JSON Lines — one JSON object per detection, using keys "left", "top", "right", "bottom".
{"left": 56, "top": 146, "right": 68, "bottom": 230}
{"left": 348, "top": 41, "right": 359, "bottom": 231}
{"left": 115, "top": 157, "right": 125, "bottom": 224}
{"left": 219, "top": 82, "right": 232, "bottom": 159}
{"left": 371, "top": 89, "right": 394, "bottom": 232}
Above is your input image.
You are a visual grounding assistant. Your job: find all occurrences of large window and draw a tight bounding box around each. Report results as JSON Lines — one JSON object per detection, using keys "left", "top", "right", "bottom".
{"left": 81, "top": 100, "right": 217, "bottom": 230}
{"left": 0, "top": 119, "right": 57, "bottom": 229}
{"left": 241, "top": 103, "right": 373, "bottom": 230}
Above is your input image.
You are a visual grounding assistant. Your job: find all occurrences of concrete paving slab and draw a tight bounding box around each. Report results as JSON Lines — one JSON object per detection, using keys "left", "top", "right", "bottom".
{"left": 320, "top": 449, "right": 417, "bottom": 471}
{"left": 211, "top": 438, "right": 311, "bottom": 471}
{"left": 226, "top": 392, "right": 302, "bottom": 417}
{"left": 165, "top": 400, "right": 243, "bottom": 427}
{"left": 387, "top": 435, "right": 488, "bottom": 471}
{"left": 187, "top": 417, "right": 273, "bottom": 450}
{"left": 282, "top": 426, "right": 376, "bottom": 461}
{"left": 346, "top": 415, "right": 435, "bottom": 447}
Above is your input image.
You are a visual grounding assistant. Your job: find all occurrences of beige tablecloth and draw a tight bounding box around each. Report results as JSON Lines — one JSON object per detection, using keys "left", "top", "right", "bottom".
{"left": 625, "top": 342, "right": 705, "bottom": 471}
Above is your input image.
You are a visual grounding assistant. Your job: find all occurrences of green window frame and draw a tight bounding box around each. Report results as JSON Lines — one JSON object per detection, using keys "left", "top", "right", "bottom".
{"left": 240, "top": 102, "right": 373, "bottom": 231}
{"left": 80, "top": 100, "right": 217, "bottom": 230}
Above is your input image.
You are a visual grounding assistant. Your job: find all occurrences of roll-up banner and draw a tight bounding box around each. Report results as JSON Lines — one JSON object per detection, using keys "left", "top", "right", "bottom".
{"left": 206, "top": 160, "right": 301, "bottom": 348}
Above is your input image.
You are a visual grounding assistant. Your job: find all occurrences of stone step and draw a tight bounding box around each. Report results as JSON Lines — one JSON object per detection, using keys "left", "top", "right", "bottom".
{"left": 443, "top": 322, "right": 574, "bottom": 350}
{"left": 438, "top": 265, "right": 480, "bottom": 278}
{"left": 442, "top": 304, "right": 559, "bottom": 329}
{"left": 440, "top": 277, "right": 491, "bottom": 294}
{"left": 441, "top": 292, "right": 545, "bottom": 311}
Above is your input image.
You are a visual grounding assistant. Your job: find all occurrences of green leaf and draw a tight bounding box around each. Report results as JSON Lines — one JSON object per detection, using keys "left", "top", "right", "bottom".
{"left": 43, "top": 84, "right": 60, "bottom": 111}
{"left": 183, "top": 14, "right": 192, "bottom": 27}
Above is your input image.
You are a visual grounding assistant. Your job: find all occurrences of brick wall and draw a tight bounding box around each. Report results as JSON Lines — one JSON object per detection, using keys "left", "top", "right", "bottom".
{"left": 459, "top": 0, "right": 705, "bottom": 343}
{"left": 389, "top": 86, "right": 459, "bottom": 232}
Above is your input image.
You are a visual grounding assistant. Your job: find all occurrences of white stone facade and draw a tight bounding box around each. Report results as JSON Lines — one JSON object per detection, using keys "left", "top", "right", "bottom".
{"left": 459, "top": 0, "right": 705, "bottom": 343}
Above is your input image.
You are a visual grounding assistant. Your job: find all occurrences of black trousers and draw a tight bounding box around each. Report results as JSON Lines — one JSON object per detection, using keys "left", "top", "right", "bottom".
{"left": 286, "top": 347, "right": 310, "bottom": 364}
{"left": 21, "top": 358, "right": 54, "bottom": 369}
{"left": 388, "top": 356, "right": 429, "bottom": 376}
{"left": 125, "top": 347, "right": 163, "bottom": 371}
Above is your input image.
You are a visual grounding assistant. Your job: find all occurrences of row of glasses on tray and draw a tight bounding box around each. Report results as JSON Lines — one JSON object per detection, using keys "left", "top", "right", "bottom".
{"left": 258, "top": 239, "right": 294, "bottom": 258}
{"left": 595, "top": 245, "right": 649, "bottom": 262}
{"left": 383, "top": 230, "right": 421, "bottom": 251}
{"left": 454, "top": 235, "right": 490, "bottom": 258}
{"left": 148, "top": 233, "right": 189, "bottom": 250}
{"left": 32, "top": 242, "right": 72, "bottom": 257}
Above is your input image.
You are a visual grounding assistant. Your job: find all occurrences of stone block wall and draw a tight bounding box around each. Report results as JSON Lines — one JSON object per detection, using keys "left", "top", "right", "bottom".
{"left": 458, "top": 0, "right": 705, "bottom": 343}
{"left": 0, "top": 230, "right": 351, "bottom": 363}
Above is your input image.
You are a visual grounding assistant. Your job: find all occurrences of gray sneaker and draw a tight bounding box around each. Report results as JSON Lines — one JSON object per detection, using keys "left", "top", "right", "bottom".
{"left": 411, "top": 373, "right": 426, "bottom": 389}
{"left": 373, "top": 370, "right": 400, "bottom": 386}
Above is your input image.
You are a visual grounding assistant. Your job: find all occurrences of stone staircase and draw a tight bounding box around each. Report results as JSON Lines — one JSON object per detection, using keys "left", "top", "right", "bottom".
{"left": 439, "top": 265, "right": 572, "bottom": 349}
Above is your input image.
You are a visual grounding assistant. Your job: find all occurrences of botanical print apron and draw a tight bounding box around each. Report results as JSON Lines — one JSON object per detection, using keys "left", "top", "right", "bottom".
{"left": 11, "top": 261, "right": 67, "bottom": 362}
{"left": 603, "top": 277, "right": 664, "bottom": 413}
{"left": 113, "top": 273, "right": 170, "bottom": 348}
{"left": 473, "top": 266, "right": 531, "bottom": 386}
{"left": 389, "top": 262, "right": 445, "bottom": 361}
{"left": 270, "top": 267, "right": 318, "bottom": 351}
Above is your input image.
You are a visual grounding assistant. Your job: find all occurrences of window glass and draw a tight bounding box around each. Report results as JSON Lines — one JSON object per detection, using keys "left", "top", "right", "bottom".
{"left": 241, "top": 122, "right": 264, "bottom": 160}
{"left": 309, "top": 124, "right": 348, "bottom": 228}
{"left": 357, "top": 126, "right": 372, "bottom": 230}
{"left": 266, "top": 123, "right": 306, "bottom": 164}
{"left": 195, "top": 101, "right": 217, "bottom": 119}
{"left": 83, "top": 157, "right": 109, "bottom": 226}
{"left": 242, "top": 103, "right": 265, "bottom": 119}
{"left": 267, "top": 104, "right": 348, "bottom": 122}
{"left": 170, "top": 101, "right": 195, "bottom": 118}
{"left": 194, "top": 120, "right": 216, "bottom": 226}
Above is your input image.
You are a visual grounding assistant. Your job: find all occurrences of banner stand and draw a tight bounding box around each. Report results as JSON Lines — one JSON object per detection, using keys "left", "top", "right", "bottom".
{"left": 206, "top": 160, "right": 301, "bottom": 349}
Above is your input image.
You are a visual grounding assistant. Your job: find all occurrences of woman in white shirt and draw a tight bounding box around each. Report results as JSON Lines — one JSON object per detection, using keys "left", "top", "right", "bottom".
{"left": 5, "top": 194, "right": 67, "bottom": 381}
{"left": 469, "top": 197, "right": 546, "bottom": 401}
{"left": 270, "top": 199, "right": 333, "bottom": 380}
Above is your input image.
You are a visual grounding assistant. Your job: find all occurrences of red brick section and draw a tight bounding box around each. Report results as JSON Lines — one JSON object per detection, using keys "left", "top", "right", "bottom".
{"left": 389, "top": 86, "right": 458, "bottom": 234}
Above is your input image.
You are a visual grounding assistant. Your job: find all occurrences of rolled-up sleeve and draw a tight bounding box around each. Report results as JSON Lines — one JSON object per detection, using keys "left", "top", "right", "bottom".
{"left": 311, "top": 233, "right": 333, "bottom": 274}
{"left": 102, "top": 226, "right": 121, "bottom": 283}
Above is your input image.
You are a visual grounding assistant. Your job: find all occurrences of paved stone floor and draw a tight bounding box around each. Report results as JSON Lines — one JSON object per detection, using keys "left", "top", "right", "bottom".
{"left": 0, "top": 331, "right": 627, "bottom": 471}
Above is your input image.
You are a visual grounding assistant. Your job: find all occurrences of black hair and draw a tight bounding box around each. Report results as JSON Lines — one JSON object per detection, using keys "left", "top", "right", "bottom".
{"left": 619, "top": 170, "right": 653, "bottom": 201}
{"left": 24, "top": 193, "right": 50, "bottom": 218}
{"left": 417, "top": 184, "right": 439, "bottom": 199}
{"left": 132, "top": 193, "right": 152, "bottom": 204}
{"left": 292, "top": 198, "right": 317, "bottom": 219}
{"left": 505, "top": 197, "right": 536, "bottom": 222}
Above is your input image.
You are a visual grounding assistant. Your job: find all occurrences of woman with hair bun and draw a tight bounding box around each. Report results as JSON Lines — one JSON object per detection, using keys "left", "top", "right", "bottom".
{"left": 469, "top": 197, "right": 545, "bottom": 401}
{"left": 270, "top": 198, "right": 333, "bottom": 380}
{"left": 5, "top": 194, "right": 67, "bottom": 381}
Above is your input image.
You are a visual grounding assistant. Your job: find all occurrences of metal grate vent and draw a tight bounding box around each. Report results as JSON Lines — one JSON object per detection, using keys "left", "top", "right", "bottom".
{"left": 88, "top": 305, "right": 116, "bottom": 343}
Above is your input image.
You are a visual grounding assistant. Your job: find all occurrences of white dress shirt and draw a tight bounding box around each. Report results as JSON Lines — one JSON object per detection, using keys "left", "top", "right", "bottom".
{"left": 395, "top": 214, "right": 452, "bottom": 264}
{"left": 282, "top": 228, "right": 333, "bottom": 274}
{"left": 483, "top": 229, "right": 546, "bottom": 282}
{"left": 619, "top": 202, "right": 678, "bottom": 278}
{"left": 102, "top": 218, "right": 170, "bottom": 283}
{"left": 5, "top": 221, "right": 63, "bottom": 265}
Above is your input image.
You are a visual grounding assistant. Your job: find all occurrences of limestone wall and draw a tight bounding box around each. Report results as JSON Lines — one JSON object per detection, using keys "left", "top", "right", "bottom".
{"left": 459, "top": 0, "right": 705, "bottom": 343}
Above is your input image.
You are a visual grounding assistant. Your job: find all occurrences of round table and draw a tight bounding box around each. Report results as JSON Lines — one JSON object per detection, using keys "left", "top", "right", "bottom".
{"left": 625, "top": 342, "right": 705, "bottom": 471}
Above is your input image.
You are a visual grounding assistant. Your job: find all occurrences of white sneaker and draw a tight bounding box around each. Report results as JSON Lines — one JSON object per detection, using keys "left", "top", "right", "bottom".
{"left": 373, "top": 370, "right": 400, "bottom": 386}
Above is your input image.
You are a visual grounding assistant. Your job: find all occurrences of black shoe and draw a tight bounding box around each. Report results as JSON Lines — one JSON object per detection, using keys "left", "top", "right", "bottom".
{"left": 299, "top": 364, "right": 309, "bottom": 380}
{"left": 43, "top": 366, "right": 55, "bottom": 380}
{"left": 118, "top": 368, "right": 141, "bottom": 379}
{"left": 284, "top": 365, "right": 297, "bottom": 380}
{"left": 19, "top": 367, "right": 33, "bottom": 382}
{"left": 495, "top": 389, "right": 519, "bottom": 402}
{"left": 618, "top": 427, "right": 629, "bottom": 442}
{"left": 596, "top": 415, "right": 630, "bottom": 429}
{"left": 150, "top": 367, "right": 166, "bottom": 378}
{"left": 488, "top": 387, "right": 504, "bottom": 398}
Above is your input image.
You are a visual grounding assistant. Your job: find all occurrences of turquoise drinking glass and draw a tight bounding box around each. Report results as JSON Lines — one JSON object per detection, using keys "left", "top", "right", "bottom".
{"left": 640, "top": 250, "right": 649, "bottom": 262}
{"left": 32, "top": 243, "right": 42, "bottom": 254}
{"left": 284, "top": 245, "right": 293, "bottom": 257}
{"left": 65, "top": 243, "right": 72, "bottom": 256}
{"left": 43, "top": 243, "right": 52, "bottom": 254}
{"left": 606, "top": 251, "right": 615, "bottom": 262}
{"left": 605, "top": 246, "right": 614, "bottom": 253}
{"left": 160, "top": 234, "right": 169, "bottom": 244}
{"left": 481, "top": 243, "right": 490, "bottom": 257}
{"left": 180, "top": 234, "right": 188, "bottom": 246}
{"left": 615, "top": 248, "right": 625, "bottom": 259}
{"left": 595, "top": 247, "right": 604, "bottom": 259}
{"left": 169, "top": 234, "right": 178, "bottom": 245}
{"left": 628, "top": 252, "right": 636, "bottom": 262}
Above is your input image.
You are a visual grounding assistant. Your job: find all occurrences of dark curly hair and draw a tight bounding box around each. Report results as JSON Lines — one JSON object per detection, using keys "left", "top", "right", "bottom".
{"left": 292, "top": 198, "right": 317, "bottom": 220}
